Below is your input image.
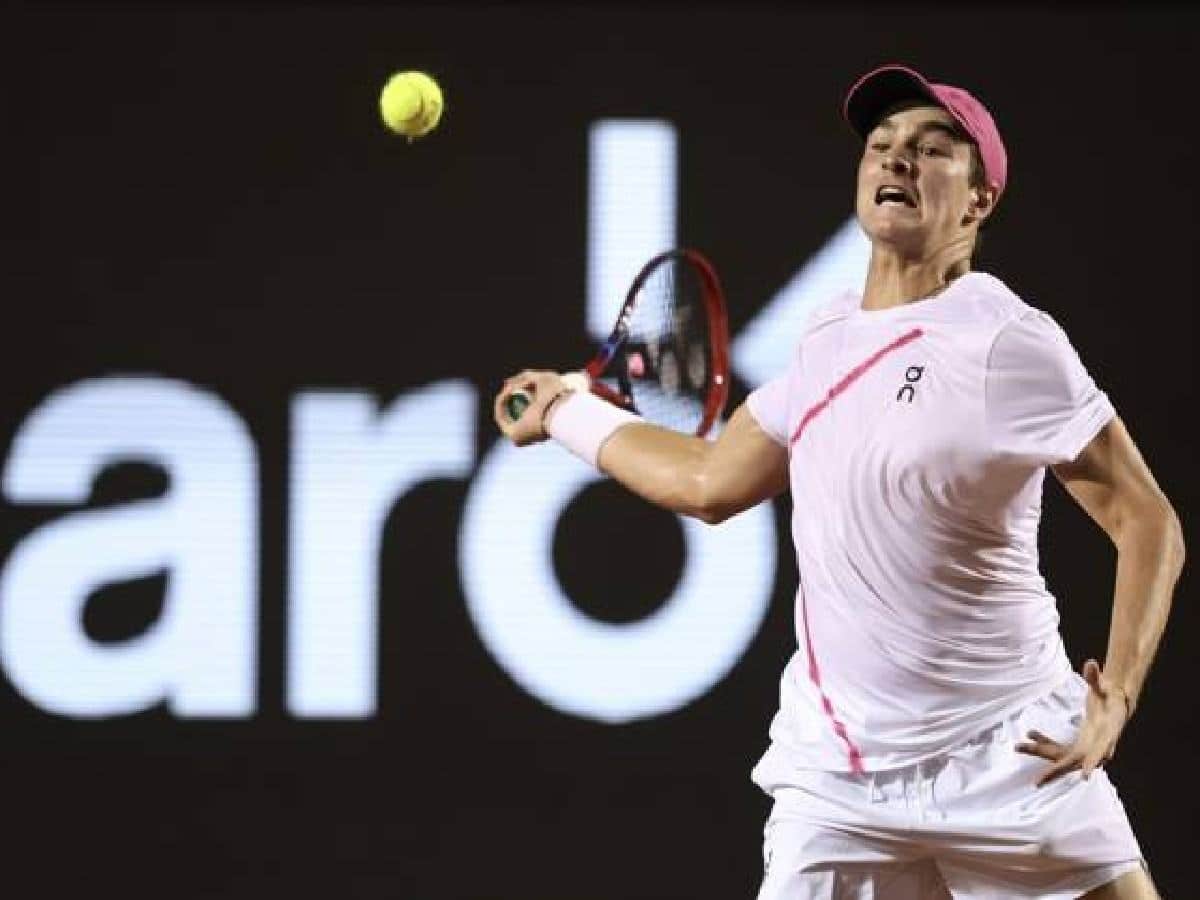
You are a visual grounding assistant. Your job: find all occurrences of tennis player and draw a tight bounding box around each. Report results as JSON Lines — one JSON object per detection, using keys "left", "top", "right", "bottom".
{"left": 494, "top": 64, "right": 1183, "bottom": 899}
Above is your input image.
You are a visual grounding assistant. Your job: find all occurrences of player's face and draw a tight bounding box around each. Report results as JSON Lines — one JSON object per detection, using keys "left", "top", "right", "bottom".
{"left": 855, "top": 105, "right": 982, "bottom": 256}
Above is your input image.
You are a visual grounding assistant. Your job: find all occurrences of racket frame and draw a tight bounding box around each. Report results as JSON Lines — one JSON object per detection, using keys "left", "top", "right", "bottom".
{"left": 582, "top": 248, "right": 730, "bottom": 437}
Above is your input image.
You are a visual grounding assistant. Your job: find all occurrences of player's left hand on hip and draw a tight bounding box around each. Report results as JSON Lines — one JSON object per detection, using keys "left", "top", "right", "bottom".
{"left": 1015, "top": 659, "right": 1129, "bottom": 788}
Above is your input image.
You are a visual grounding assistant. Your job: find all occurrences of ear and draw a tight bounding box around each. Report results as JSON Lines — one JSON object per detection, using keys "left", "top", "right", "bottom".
{"left": 963, "top": 184, "right": 998, "bottom": 227}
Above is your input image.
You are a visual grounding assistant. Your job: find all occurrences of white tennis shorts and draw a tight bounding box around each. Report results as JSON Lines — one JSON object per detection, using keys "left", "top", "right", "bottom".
{"left": 752, "top": 675, "right": 1145, "bottom": 899}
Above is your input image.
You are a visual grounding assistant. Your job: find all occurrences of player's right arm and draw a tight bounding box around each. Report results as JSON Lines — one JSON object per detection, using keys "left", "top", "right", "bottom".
{"left": 494, "top": 369, "right": 788, "bottom": 524}
{"left": 596, "top": 404, "right": 789, "bottom": 523}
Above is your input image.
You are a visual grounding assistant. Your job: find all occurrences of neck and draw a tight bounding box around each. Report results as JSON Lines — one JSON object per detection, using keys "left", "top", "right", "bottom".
{"left": 860, "top": 240, "right": 973, "bottom": 311}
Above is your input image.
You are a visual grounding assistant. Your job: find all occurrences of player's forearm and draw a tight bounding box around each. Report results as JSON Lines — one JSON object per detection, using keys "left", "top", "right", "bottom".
{"left": 1103, "top": 500, "right": 1185, "bottom": 712}
{"left": 597, "top": 422, "right": 719, "bottom": 521}
{"left": 543, "top": 394, "right": 786, "bottom": 522}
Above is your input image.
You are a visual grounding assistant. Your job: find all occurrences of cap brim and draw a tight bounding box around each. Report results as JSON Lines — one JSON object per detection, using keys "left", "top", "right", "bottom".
{"left": 843, "top": 65, "right": 941, "bottom": 138}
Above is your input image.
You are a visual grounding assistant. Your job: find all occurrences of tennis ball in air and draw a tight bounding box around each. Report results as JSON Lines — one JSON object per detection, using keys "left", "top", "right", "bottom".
{"left": 379, "top": 71, "right": 444, "bottom": 139}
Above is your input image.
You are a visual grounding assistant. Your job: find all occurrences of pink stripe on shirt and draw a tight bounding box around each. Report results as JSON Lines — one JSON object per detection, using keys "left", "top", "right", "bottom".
{"left": 790, "top": 327, "right": 924, "bottom": 447}
{"left": 789, "top": 326, "right": 924, "bottom": 773}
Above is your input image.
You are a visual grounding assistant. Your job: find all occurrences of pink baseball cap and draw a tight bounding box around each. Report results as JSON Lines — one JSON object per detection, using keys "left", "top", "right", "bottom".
{"left": 843, "top": 64, "right": 1008, "bottom": 197}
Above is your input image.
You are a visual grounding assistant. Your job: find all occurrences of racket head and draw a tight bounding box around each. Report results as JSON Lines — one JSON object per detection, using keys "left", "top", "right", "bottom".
{"left": 585, "top": 248, "right": 730, "bottom": 437}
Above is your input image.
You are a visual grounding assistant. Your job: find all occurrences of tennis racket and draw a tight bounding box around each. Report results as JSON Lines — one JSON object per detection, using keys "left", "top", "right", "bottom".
{"left": 504, "top": 248, "right": 730, "bottom": 437}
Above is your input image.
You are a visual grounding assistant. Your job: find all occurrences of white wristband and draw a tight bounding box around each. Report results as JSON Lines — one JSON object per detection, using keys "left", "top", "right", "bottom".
{"left": 546, "top": 390, "right": 640, "bottom": 468}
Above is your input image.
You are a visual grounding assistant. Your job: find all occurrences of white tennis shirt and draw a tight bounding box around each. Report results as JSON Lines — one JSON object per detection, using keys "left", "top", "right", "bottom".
{"left": 746, "top": 271, "right": 1115, "bottom": 774}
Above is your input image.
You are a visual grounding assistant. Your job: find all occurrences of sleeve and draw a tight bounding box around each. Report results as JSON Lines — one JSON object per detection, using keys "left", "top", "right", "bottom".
{"left": 985, "top": 310, "right": 1115, "bottom": 466}
{"left": 746, "top": 372, "right": 791, "bottom": 447}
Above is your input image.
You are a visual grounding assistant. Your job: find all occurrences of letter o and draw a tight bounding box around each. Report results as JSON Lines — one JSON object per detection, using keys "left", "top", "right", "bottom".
{"left": 459, "top": 441, "right": 776, "bottom": 723}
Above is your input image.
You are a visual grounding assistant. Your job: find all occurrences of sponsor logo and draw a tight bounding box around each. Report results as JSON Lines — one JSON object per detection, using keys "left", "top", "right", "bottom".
{"left": 0, "top": 121, "right": 867, "bottom": 724}
{"left": 896, "top": 365, "right": 925, "bottom": 403}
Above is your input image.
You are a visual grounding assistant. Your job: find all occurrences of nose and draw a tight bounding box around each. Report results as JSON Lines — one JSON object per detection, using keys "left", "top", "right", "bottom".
{"left": 883, "top": 152, "right": 912, "bottom": 176}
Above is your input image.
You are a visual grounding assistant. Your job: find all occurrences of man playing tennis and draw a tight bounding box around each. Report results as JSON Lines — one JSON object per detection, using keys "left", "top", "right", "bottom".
{"left": 494, "top": 64, "right": 1183, "bottom": 899}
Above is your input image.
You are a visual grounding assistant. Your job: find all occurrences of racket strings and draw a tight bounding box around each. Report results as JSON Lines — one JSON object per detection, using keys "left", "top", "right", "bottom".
{"left": 613, "top": 257, "right": 713, "bottom": 434}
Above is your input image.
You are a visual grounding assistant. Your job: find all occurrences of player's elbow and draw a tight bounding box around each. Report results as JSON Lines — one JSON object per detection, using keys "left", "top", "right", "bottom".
{"left": 691, "top": 504, "right": 730, "bottom": 526}
{"left": 687, "top": 470, "right": 738, "bottom": 525}
{"left": 1164, "top": 502, "right": 1186, "bottom": 572}
{"left": 1118, "top": 493, "right": 1186, "bottom": 572}
{"left": 690, "top": 506, "right": 730, "bottom": 526}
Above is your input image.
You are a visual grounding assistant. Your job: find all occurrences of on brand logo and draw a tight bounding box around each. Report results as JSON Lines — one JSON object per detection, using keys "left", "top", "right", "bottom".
{"left": 896, "top": 365, "right": 925, "bottom": 403}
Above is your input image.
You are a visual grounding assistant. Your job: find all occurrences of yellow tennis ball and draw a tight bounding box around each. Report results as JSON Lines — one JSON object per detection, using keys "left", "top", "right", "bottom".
{"left": 379, "top": 71, "right": 444, "bottom": 139}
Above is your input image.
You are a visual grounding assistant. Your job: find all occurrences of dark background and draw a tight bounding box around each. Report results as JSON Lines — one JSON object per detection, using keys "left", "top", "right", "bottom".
{"left": 7, "top": 3, "right": 1196, "bottom": 897}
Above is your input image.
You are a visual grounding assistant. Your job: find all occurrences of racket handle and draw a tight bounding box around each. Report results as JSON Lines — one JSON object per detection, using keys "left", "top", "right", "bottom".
{"left": 504, "top": 390, "right": 531, "bottom": 421}
{"left": 504, "top": 373, "right": 589, "bottom": 423}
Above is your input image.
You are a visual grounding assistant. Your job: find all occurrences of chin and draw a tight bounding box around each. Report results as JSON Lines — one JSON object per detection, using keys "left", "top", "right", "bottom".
{"left": 860, "top": 214, "right": 925, "bottom": 252}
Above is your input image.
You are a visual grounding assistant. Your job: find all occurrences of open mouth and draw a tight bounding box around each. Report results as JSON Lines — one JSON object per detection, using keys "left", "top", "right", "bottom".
{"left": 875, "top": 185, "right": 917, "bottom": 208}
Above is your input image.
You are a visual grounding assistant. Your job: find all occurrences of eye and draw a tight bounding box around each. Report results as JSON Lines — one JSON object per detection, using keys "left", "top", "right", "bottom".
{"left": 869, "top": 141, "right": 890, "bottom": 152}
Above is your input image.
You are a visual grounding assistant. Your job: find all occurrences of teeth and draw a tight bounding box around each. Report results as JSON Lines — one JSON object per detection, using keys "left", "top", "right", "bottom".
{"left": 876, "top": 186, "right": 914, "bottom": 206}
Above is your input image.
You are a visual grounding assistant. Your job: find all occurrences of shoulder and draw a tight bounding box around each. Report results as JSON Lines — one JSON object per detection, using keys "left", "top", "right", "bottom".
{"left": 962, "top": 273, "right": 1082, "bottom": 363}
{"left": 951, "top": 273, "right": 1082, "bottom": 367}
{"left": 984, "top": 280, "right": 1103, "bottom": 412}
{"left": 797, "top": 290, "right": 858, "bottom": 340}
{"left": 951, "top": 271, "right": 1037, "bottom": 327}
{"left": 980, "top": 279, "right": 1114, "bottom": 463}
{"left": 745, "top": 291, "right": 857, "bottom": 442}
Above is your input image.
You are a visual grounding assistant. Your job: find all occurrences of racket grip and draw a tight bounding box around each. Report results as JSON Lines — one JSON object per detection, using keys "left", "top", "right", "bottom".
{"left": 504, "top": 390, "right": 532, "bottom": 421}
{"left": 504, "top": 373, "right": 589, "bottom": 422}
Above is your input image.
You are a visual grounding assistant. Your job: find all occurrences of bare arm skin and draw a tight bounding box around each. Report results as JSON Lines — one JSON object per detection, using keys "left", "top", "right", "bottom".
{"left": 493, "top": 370, "right": 789, "bottom": 523}
{"left": 1018, "top": 416, "right": 1185, "bottom": 786}
{"left": 597, "top": 404, "right": 789, "bottom": 523}
{"left": 1052, "top": 416, "right": 1185, "bottom": 713}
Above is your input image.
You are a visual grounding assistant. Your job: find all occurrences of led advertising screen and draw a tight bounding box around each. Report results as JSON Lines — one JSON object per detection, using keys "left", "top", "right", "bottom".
{"left": 8, "top": 5, "right": 1197, "bottom": 897}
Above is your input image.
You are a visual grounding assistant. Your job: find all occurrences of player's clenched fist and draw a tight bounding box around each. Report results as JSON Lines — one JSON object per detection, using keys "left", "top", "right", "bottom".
{"left": 494, "top": 370, "right": 571, "bottom": 446}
